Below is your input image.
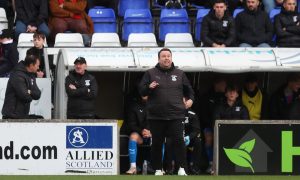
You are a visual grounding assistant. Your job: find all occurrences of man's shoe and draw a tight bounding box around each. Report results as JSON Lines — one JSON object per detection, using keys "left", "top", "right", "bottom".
{"left": 154, "top": 170, "right": 164, "bottom": 175}
{"left": 126, "top": 167, "right": 137, "bottom": 175}
{"left": 178, "top": 167, "right": 187, "bottom": 176}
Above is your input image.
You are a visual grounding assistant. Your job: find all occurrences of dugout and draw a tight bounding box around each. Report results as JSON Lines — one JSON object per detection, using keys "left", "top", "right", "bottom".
{"left": 51, "top": 47, "right": 300, "bottom": 120}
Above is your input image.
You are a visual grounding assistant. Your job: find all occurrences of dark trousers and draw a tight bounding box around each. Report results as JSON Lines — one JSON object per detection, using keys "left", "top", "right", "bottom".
{"left": 149, "top": 119, "right": 187, "bottom": 171}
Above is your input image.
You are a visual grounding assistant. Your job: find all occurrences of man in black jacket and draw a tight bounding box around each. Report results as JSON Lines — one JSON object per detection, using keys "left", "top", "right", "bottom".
{"left": 15, "top": 0, "right": 50, "bottom": 39}
{"left": 235, "top": 0, "right": 273, "bottom": 47}
{"left": 269, "top": 73, "right": 300, "bottom": 120}
{"left": 274, "top": 0, "right": 300, "bottom": 47}
{"left": 139, "top": 48, "right": 194, "bottom": 176}
{"left": 65, "top": 57, "right": 98, "bottom": 119}
{"left": 201, "top": 0, "right": 236, "bottom": 47}
{"left": 0, "top": 29, "right": 19, "bottom": 77}
{"left": 2, "top": 55, "right": 41, "bottom": 119}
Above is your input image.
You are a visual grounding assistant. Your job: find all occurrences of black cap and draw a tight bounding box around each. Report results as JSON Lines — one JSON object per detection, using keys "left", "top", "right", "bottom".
{"left": 0, "top": 29, "right": 13, "bottom": 39}
{"left": 74, "top": 57, "right": 86, "bottom": 64}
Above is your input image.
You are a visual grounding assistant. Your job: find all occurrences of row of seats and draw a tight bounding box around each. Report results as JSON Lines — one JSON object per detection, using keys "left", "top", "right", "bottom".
{"left": 89, "top": 7, "right": 282, "bottom": 42}
{"left": 17, "top": 32, "right": 194, "bottom": 48}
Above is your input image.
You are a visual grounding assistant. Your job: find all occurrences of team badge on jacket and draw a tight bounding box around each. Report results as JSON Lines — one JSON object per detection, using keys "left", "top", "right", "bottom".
{"left": 85, "top": 80, "right": 90, "bottom": 86}
{"left": 223, "top": 21, "right": 228, "bottom": 27}
{"left": 171, "top": 75, "right": 177, "bottom": 81}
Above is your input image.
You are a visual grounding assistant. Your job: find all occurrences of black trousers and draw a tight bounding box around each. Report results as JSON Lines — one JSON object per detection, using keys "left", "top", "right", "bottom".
{"left": 149, "top": 119, "right": 187, "bottom": 171}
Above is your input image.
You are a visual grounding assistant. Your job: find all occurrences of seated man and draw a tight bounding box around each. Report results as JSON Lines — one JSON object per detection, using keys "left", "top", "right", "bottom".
{"left": 214, "top": 84, "right": 250, "bottom": 120}
{"left": 236, "top": 0, "right": 273, "bottom": 47}
{"left": 49, "top": 0, "right": 94, "bottom": 42}
{"left": 120, "top": 94, "right": 151, "bottom": 175}
{"left": 274, "top": 0, "right": 300, "bottom": 47}
{"left": 201, "top": 0, "right": 236, "bottom": 47}
{"left": 15, "top": 0, "right": 50, "bottom": 39}
{"left": 0, "top": 29, "right": 19, "bottom": 77}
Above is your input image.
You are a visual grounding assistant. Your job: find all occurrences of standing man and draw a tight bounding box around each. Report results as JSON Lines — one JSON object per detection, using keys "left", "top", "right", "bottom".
{"left": 0, "top": 29, "right": 19, "bottom": 77}
{"left": 65, "top": 57, "right": 98, "bottom": 119}
{"left": 139, "top": 48, "right": 194, "bottom": 176}
{"left": 2, "top": 55, "right": 41, "bottom": 119}
{"left": 201, "top": 0, "right": 236, "bottom": 47}
{"left": 235, "top": 0, "right": 273, "bottom": 47}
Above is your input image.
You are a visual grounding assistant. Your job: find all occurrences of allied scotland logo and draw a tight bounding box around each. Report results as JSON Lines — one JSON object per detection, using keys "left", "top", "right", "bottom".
{"left": 68, "top": 127, "right": 89, "bottom": 148}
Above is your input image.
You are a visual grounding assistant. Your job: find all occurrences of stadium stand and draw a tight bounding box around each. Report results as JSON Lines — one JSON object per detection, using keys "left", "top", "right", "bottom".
{"left": 54, "top": 33, "right": 84, "bottom": 47}
{"left": 233, "top": 8, "right": 243, "bottom": 18}
{"left": 91, "top": 33, "right": 121, "bottom": 47}
{"left": 127, "top": 33, "right": 158, "bottom": 47}
{"left": 0, "top": 7, "right": 8, "bottom": 31}
{"left": 195, "top": 8, "right": 210, "bottom": 42}
{"left": 269, "top": 8, "right": 281, "bottom": 23}
{"left": 118, "top": 0, "right": 149, "bottom": 17}
{"left": 88, "top": 8, "right": 117, "bottom": 33}
{"left": 122, "top": 9, "right": 153, "bottom": 41}
{"left": 159, "top": 8, "right": 190, "bottom": 41}
{"left": 164, "top": 33, "right": 194, "bottom": 47}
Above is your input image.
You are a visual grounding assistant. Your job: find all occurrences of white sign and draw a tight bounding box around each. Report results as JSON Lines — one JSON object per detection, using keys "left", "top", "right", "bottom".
{"left": 0, "top": 122, "right": 118, "bottom": 175}
{"left": 0, "top": 78, "right": 51, "bottom": 119}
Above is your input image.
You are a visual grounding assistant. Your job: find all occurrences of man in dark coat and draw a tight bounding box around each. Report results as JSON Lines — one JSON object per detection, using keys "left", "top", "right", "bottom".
{"left": 0, "top": 29, "right": 19, "bottom": 77}
{"left": 65, "top": 57, "right": 98, "bottom": 119}
{"left": 274, "top": 0, "right": 300, "bottom": 47}
{"left": 15, "top": 0, "right": 50, "bottom": 39}
{"left": 139, "top": 48, "right": 194, "bottom": 176}
{"left": 2, "top": 55, "right": 41, "bottom": 119}
{"left": 201, "top": 0, "right": 236, "bottom": 47}
{"left": 235, "top": 0, "right": 273, "bottom": 47}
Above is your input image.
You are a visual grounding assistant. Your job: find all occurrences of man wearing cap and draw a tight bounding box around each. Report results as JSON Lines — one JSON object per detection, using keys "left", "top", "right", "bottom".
{"left": 65, "top": 57, "right": 98, "bottom": 119}
{"left": 0, "top": 29, "right": 19, "bottom": 77}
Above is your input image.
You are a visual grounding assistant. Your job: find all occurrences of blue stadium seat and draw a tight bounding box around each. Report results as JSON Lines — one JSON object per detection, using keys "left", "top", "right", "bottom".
{"left": 88, "top": 8, "right": 117, "bottom": 33}
{"left": 233, "top": 8, "right": 244, "bottom": 18}
{"left": 269, "top": 8, "right": 281, "bottom": 23}
{"left": 122, "top": 9, "right": 153, "bottom": 41}
{"left": 118, "top": 0, "right": 149, "bottom": 17}
{"left": 195, "top": 8, "right": 210, "bottom": 42}
{"left": 159, "top": 9, "right": 190, "bottom": 41}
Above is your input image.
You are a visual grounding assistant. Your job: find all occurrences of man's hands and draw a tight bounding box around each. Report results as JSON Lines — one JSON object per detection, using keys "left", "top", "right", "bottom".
{"left": 149, "top": 81, "right": 159, "bottom": 89}
{"left": 26, "top": 25, "right": 37, "bottom": 33}
{"left": 69, "top": 84, "right": 76, "bottom": 90}
{"left": 142, "top": 129, "right": 151, "bottom": 138}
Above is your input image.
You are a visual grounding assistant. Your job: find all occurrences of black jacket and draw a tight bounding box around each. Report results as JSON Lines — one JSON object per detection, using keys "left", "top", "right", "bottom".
{"left": 201, "top": 10, "right": 236, "bottom": 47}
{"left": 269, "top": 85, "right": 299, "bottom": 120}
{"left": 15, "top": 0, "right": 48, "bottom": 26}
{"left": 236, "top": 8, "right": 273, "bottom": 46}
{"left": 183, "top": 109, "right": 201, "bottom": 140}
{"left": 1, "top": 61, "right": 41, "bottom": 118}
{"left": 289, "top": 99, "right": 300, "bottom": 120}
{"left": 213, "top": 100, "right": 249, "bottom": 121}
{"left": 121, "top": 99, "right": 149, "bottom": 135}
{"left": 139, "top": 63, "right": 194, "bottom": 120}
{"left": 0, "top": 41, "right": 19, "bottom": 77}
{"left": 65, "top": 70, "right": 98, "bottom": 118}
{"left": 274, "top": 9, "right": 300, "bottom": 47}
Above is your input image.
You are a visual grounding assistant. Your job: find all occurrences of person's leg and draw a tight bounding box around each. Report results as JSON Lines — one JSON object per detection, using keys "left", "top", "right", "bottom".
{"left": 257, "top": 43, "right": 271, "bottom": 47}
{"left": 68, "top": 19, "right": 89, "bottom": 34}
{"left": 38, "top": 22, "right": 50, "bottom": 38}
{"left": 239, "top": 43, "right": 253, "bottom": 47}
{"left": 168, "top": 119, "right": 187, "bottom": 174}
{"left": 15, "top": 21, "right": 27, "bottom": 40}
{"left": 49, "top": 17, "right": 69, "bottom": 43}
{"left": 126, "top": 132, "right": 143, "bottom": 174}
{"left": 190, "top": 136, "right": 207, "bottom": 173}
{"left": 149, "top": 120, "right": 166, "bottom": 172}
